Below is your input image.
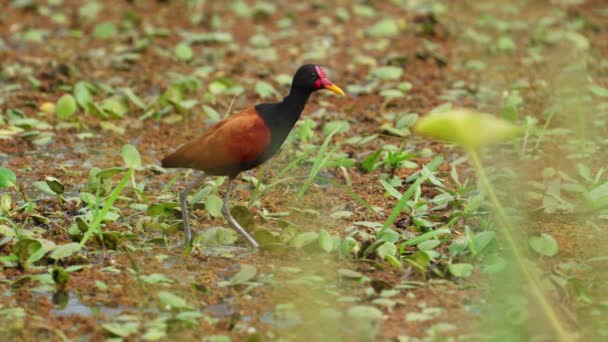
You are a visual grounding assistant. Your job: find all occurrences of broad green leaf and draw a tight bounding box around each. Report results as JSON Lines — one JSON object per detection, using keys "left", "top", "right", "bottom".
{"left": 52, "top": 266, "right": 69, "bottom": 285}
{"left": 175, "top": 42, "right": 194, "bottom": 61}
{"left": 338, "top": 268, "right": 364, "bottom": 279}
{"left": 100, "top": 96, "right": 129, "bottom": 118}
{"left": 202, "top": 105, "right": 221, "bottom": 122}
{"left": 0, "top": 167, "right": 16, "bottom": 188}
{"left": 45, "top": 177, "right": 64, "bottom": 195}
{"left": 205, "top": 195, "right": 223, "bottom": 218}
{"left": 12, "top": 238, "right": 43, "bottom": 268}
{"left": 1, "top": 193, "right": 11, "bottom": 214}
{"left": 55, "top": 94, "right": 77, "bottom": 120}
{"left": 376, "top": 241, "right": 397, "bottom": 258}
{"left": 385, "top": 254, "right": 403, "bottom": 269}
{"left": 347, "top": 305, "right": 383, "bottom": 338}
{"left": 318, "top": 229, "right": 333, "bottom": 253}
{"left": 367, "top": 18, "right": 400, "bottom": 37}
{"left": 347, "top": 305, "right": 383, "bottom": 320}
{"left": 102, "top": 322, "right": 139, "bottom": 337}
{"left": 34, "top": 181, "right": 57, "bottom": 196}
{"left": 158, "top": 291, "right": 190, "bottom": 310}
{"left": 529, "top": 233, "right": 558, "bottom": 257}
{"left": 73, "top": 81, "right": 93, "bottom": 111}
{"left": 93, "top": 22, "right": 117, "bottom": 39}
{"left": 589, "top": 85, "right": 608, "bottom": 97}
{"left": 289, "top": 232, "right": 319, "bottom": 249}
{"left": 121, "top": 144, "right": 142, "bottom": 168}
{"left": 338, "top": 236, "right": 360, "bottom": 257}
{"left": 231, "top": 205, "right": 255, "bottom": 231}
{"left": 255, "top": 81, "right": 278, "bottom": 99}
{"left": 121, "top": 87, "right": 146, "bottom": 109}
{"left": 323, "top": 121, "right": 350, "bottom": 136}
{"left": 50, "top": 243, "right": 81, "bottom": 260}
{"left": 405, "top": 251, "right": 430, "bottom": 273}
{"left": 414, "top": 108, "right": 522, "bottom": 148}
{"left": 372, "top": 66, "right": 403, "bottom": 80}
{"left": 141, "top": 273, "right": 174, "bottom": 284}
{"left": 223, "top": 264, "right": 257, "bottom": 286}
{"left": 193, "top": 227, "right": 237, "bottom": 246}
{"left": 448, "top": 263, "right": 473, "bottom": 278}
{"left": 378, "top": 229, "right": 399, "bottom": 243}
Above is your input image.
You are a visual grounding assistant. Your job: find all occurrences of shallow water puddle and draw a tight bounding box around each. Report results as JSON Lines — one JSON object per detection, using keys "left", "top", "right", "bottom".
{"left": 50, "top": 290, "right": 126, "bottom": 317}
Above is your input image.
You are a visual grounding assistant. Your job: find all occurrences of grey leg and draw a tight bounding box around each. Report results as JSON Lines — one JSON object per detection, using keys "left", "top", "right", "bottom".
{"left": 179, "top": 173, "right": 207, "bottom": 247}
{"left": 222, "top": 178, "right": 259, "bottom": 248}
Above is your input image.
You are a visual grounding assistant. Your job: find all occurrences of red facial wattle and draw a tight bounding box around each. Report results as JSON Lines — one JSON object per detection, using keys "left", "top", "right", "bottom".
{"left": 314, "top": 65, "right": 345, "bottom": 95}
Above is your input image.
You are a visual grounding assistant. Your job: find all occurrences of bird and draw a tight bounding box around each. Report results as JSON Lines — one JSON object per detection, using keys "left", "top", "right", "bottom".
{"left": 161, "top": 64, "right": 344, "bottom": 248}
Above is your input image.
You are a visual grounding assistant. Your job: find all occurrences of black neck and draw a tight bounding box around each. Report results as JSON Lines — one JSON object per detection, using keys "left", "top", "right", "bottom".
{"left": 253, "top": 86, "right": 313, "bottom": 164}
{"left": 279, "top": 86, "right": 312, "bottom": 118}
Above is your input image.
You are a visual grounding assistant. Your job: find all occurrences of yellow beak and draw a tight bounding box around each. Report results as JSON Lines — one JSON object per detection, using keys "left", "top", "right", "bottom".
{"left": 325, "top": 83, "right": 345, "bottom": 96}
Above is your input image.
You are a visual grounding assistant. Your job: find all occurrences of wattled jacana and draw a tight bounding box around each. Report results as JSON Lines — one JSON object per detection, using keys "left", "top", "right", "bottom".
{"left": 161, "top": 64, "right": 344, "bottom": 248}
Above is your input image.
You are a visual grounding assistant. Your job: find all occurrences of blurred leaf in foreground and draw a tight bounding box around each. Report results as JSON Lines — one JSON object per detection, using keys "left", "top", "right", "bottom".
{"left": 414, "top": 108, "right": 522, "bottom": 148}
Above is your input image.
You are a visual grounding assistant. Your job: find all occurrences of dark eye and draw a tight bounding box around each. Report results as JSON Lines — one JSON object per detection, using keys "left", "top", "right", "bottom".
{"left": 311, "top": 72, "right": 317, "bottom": 78}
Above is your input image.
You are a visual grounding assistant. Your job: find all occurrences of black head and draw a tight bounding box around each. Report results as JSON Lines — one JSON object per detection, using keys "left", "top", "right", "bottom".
{"left": 290, "top": 64, "right": 344, "bottom": 96}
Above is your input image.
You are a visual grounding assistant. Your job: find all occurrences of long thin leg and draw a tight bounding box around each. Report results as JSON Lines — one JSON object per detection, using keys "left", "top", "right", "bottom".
{"left": 179, "top": 173, "right": 207, "bottom": 247}
{"left": 222, "top": 178, "right": 259, "bottom": 248}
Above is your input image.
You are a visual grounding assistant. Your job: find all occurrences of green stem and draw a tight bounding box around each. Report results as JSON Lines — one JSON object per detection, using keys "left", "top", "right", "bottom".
{"left": 467, "top": 149, "right": 569, "bottom": 342}
{"left": 15, "top": 184, "right": 30, "bottom": 203}
{"left": 80, "top": 169, "right": 133, "bottom": 248}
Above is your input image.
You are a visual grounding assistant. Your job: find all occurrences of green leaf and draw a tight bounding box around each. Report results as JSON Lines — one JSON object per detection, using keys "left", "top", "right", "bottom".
{"left": 34, "top": 181, "right": 56, "bottom": 196}
{"left": 55, "top": 94, "right": 77, "bottom": 120}
{"left": 289, "top": 232, "right": 319, "bottom": 249}
{"left": 202, "top": 105, "right": 221, "bottom": 122}
{"left": 52, "top": 266, "right": 70, "bottom": 285}
{"left": 367, "top": 18, "right": 400, "bottom": 37}
{"left": 231, "top": 205, "right": 255, "bottom": 231}
{"left": 205, "top": 195, "right": 223, "bottom": 218}
{"left": 102, "top": 322, "right": 139, "bottom": 337}
{"left": 404, "top": 228, "right": 451, "bottom": 246}
{"left": 448, "top": 263, "right": 473, "bottom": 278}
{"left": 318, "top": 229, "right": 334, "bottom": 253}
{"left": 0, "top": 167, "right": 17, "bottom": 188}
{"left": 121, "top": 87, "right": 146, "bottom": 109}
{"left": 50, "top": 243, "right": 81, "bottom": 260}
{"left": 529, "top": 233, "right": 558, "bottom": 257}
{"left": 141, "top": 273, "right": 174, "bottom": 285}
{"left": 338, "top": 268, "right": 364, "bottom": 279}
{"left": 223, "top": 264, "right": 257, "bottom": 286}
{"left": 323, "top": 121, "right": 350, "bottom": 136}
{"left": 175, "top": 42, "right": 194, "bottom": 61}
{"left": 404, "top": 251, "right": 430, "bottom": 274}
{"left": 347, "top": 305, "right": 383, "bottom": 320}
{"left": 255, "top": 81, "right": 278, "bottom": 99}
{"left": 414, "top": 108, "right": 522, "bottom": 148}
{"left": 121, "top": 144, "right": 142, "bottom": 168}
{"left": 338, "top": 236, "right": 360, "bottom": 257}
{"left": 347, "top": 305, "right": 383, "bottom": 338}
{"left": 385, "top": 254, "right": 403, "bottom": 269}
{"left": 93, "top": 22, "right": 117, "bottom": 39}
{"left": 361, "top": 149, "right": 382, "bottom": 173}
{"left": 73, "top": 81, "right": 94, "bottom": 111}
{"left": 372, "top": 66, "right": 403, "bottom": 80}
{"left": 99, "top": 96, "right": 129, "bottom": 118}
{"left": 376, "top": 241, "right": 397, "bottom": 259}
{"left": 158, "top": 291, "right": 190, "bottom": 310}
{"left": 194, "top": 227, "right": 237, "bottom": 246}
{"left": 589, "top": 85, "right": 608, "bottom": 97}
{"left": 12, "top": 238, "right": 43, "bottom": 268}
{"left": 45, "top": 177, "right": 64, "bottom": 195}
